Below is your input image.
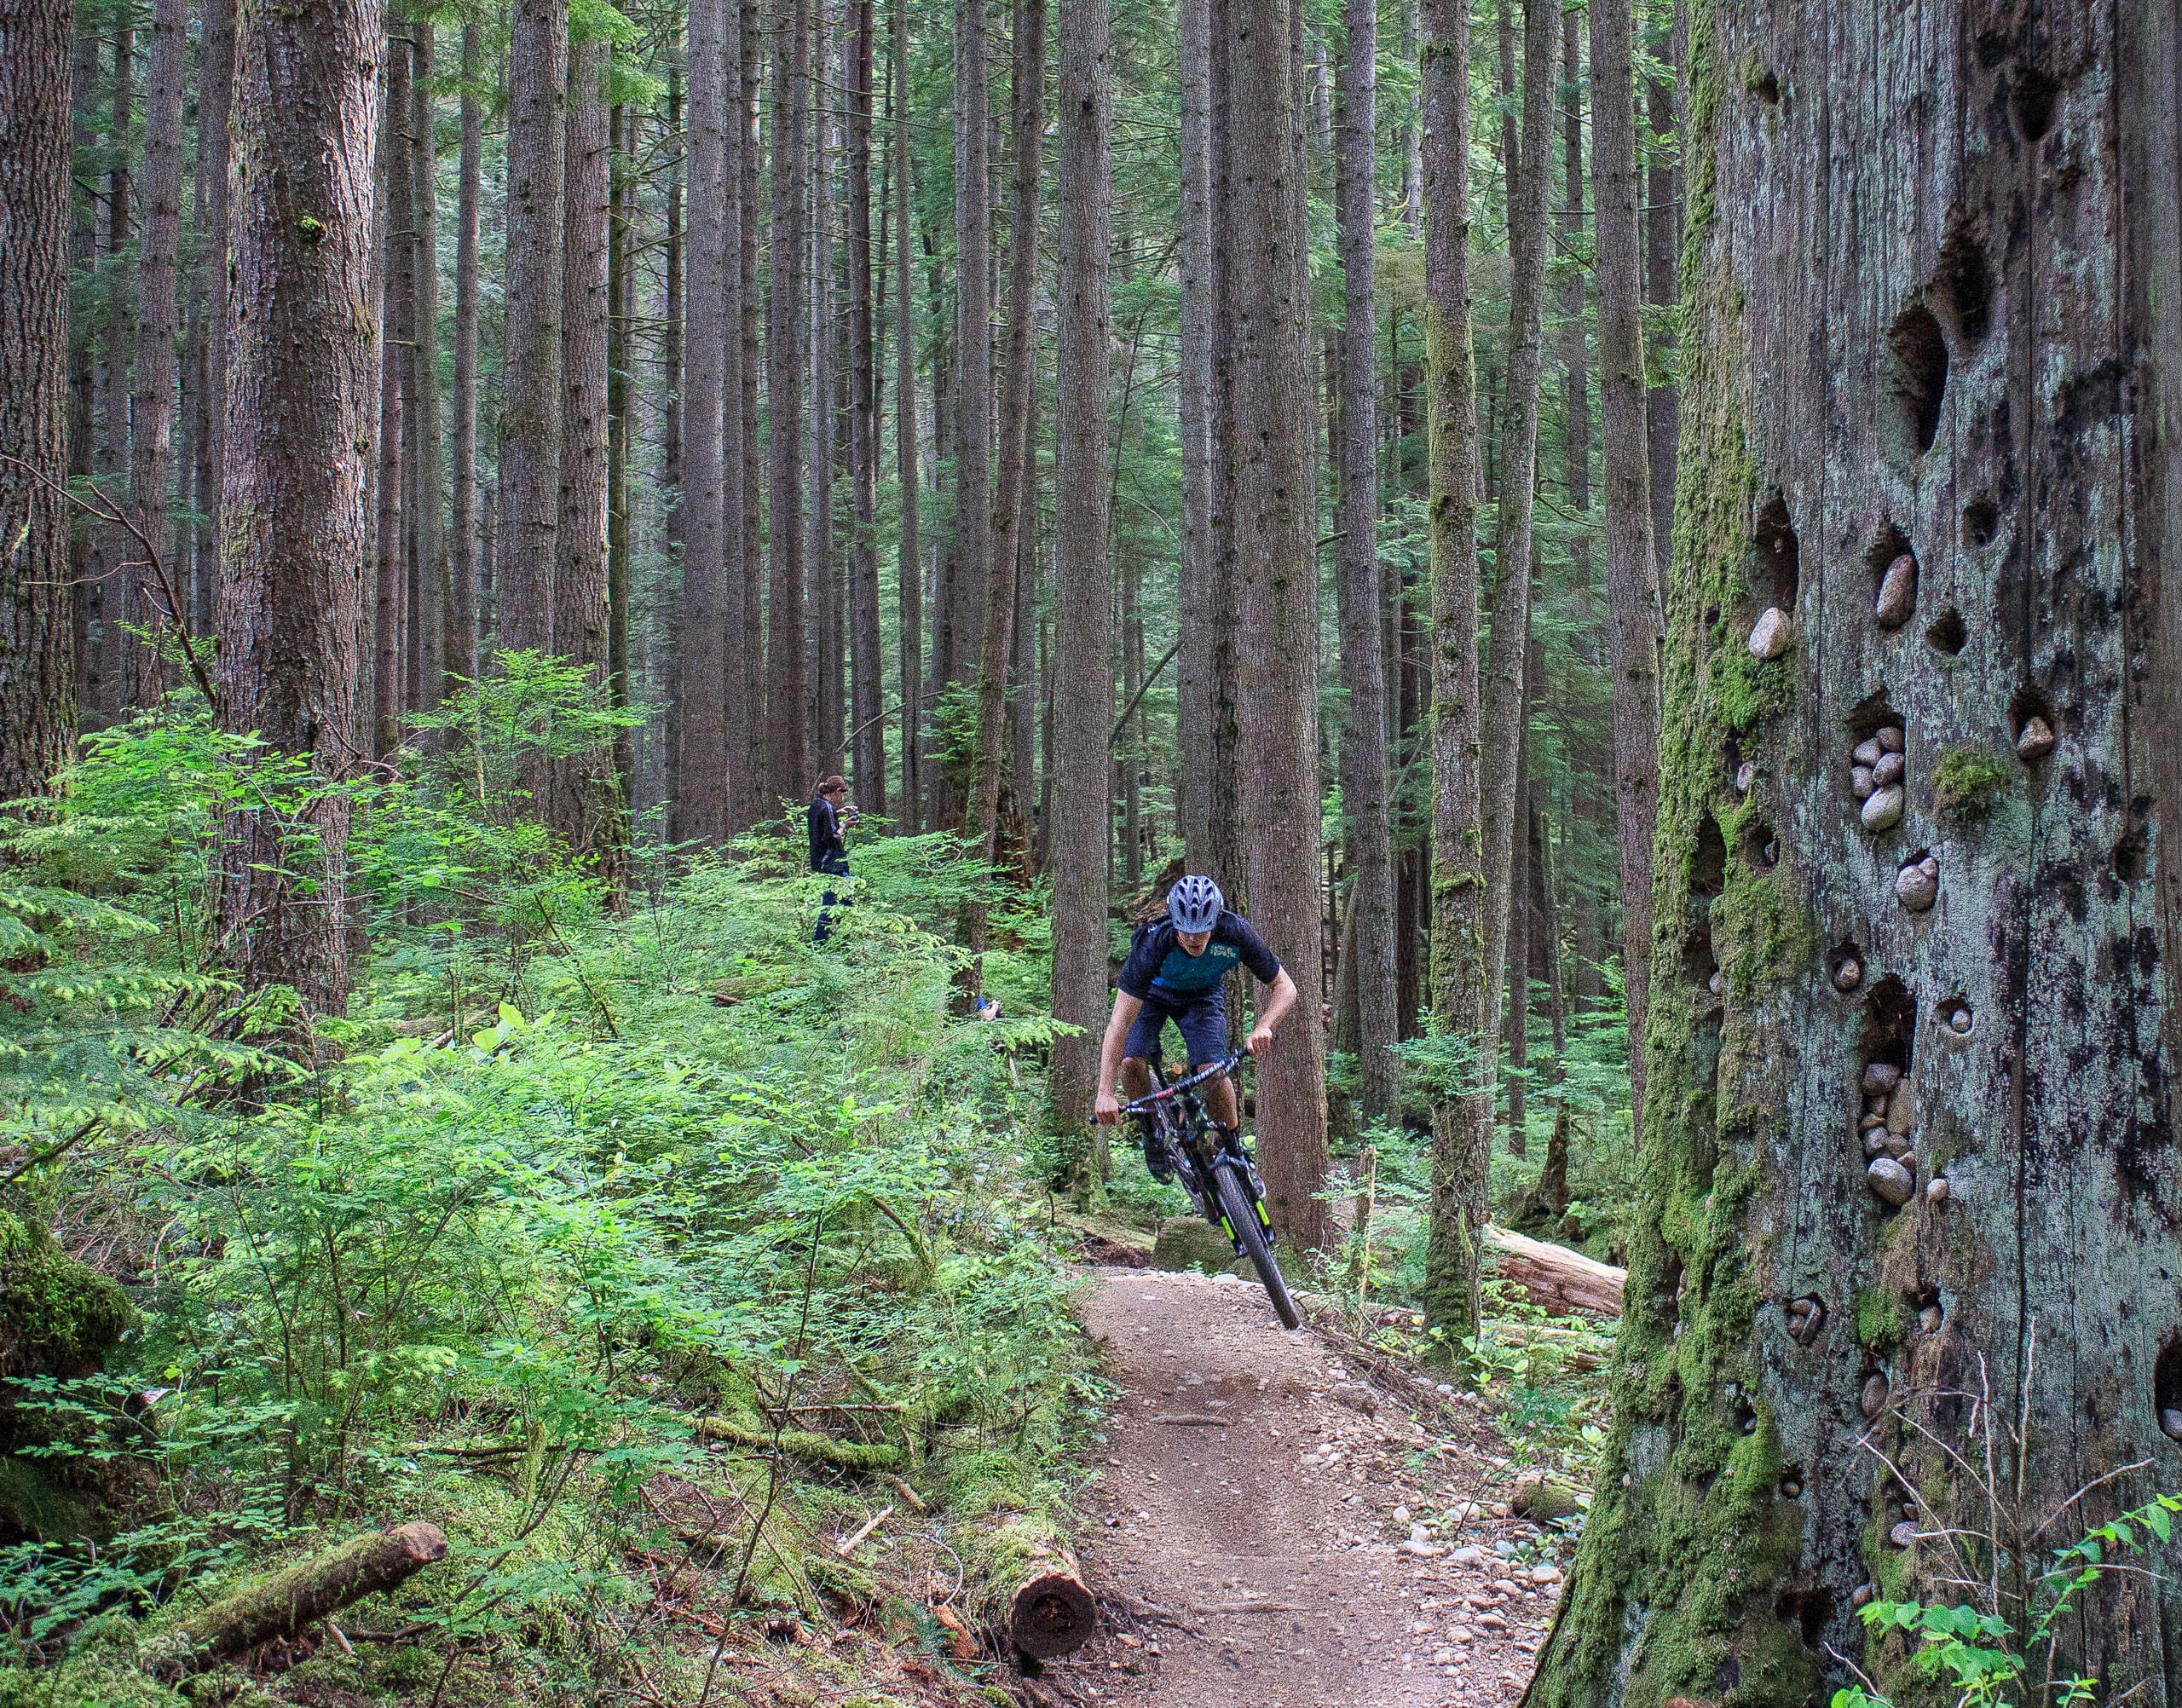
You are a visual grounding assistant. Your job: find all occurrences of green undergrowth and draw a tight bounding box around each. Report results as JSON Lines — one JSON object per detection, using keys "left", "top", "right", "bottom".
{"left": 0, "top": 674, "right": 1094, "bottom": 1702}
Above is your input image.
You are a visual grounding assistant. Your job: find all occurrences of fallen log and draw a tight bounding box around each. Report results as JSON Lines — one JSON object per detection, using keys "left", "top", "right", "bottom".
{"left": 979, "top": 1518, "right": 1098, "bottom": 1659}
{"left": 1484, "top": 1226, "right": 1625, "bottom": 1317}
{"left": 171, "top": 1521, "right": 447, "bottom": 1670}
{"left": 693, "top": 1416, "right": 904, "bottom": 1470}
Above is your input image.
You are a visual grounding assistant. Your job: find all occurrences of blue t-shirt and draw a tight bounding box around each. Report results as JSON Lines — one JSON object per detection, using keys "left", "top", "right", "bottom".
{"left": 1117, "top": 909, "right": 1283, "bottom": 1001}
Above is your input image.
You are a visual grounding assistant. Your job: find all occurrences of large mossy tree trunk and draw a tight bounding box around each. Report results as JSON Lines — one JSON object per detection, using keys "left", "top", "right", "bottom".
{"left": 1529, "top": 3, "right": 2182, "bottom": 1704}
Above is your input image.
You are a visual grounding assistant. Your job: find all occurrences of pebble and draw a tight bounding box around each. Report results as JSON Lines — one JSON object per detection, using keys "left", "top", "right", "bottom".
{"left": 1926, "top": 1176, "right": 1949, "bottom": 1203}
{"left": 1851, "top": 764, "right": 1876, "bottom": 799}
{"left": 1863, "top": 1128, "right": 1891, "bottom": 1157}
{"left": 1920, "top": 1304, "right": 1945, "bottom": 1333}
{"left": 1393, "top": 1504, "right": 1411, "bottom": 1526}
{"left": 1861, "top": 1062, "right": 1903, "bottom": 1096}
{"left": 2162, "top": 1408, "right": 2182, "bottom": 1441}
{"left": 1890, "top": 1521, "right": 1919, "bottom": 1549}
{"left": 1478, "top": 1613, "right": 1510, "bottom": 1632}
{"left": 1873, "top": 750, "right": 1906, "bottom": 786}
{"left": 1875, "top": 554, "right": 1919, "bottom": 627}
{"left": 1449, "top": 1545, "right": 1486, "bottom": 1566}
{"left": 1491, "top": 1578, "right": 1525, "bottom": 1596}
{"left": 1852, "top": 1583, "right": 1876, "bottom": 1608}
{"left": 1735, "top": 759, "right": 1758, "bottom": 794}
{"left": 1897, "top": 858, "right": 1939, "bottom": 911}
{"left": 1853, "top": 736, "right": 1885, "bottom": 769}
{"left": 1748, "top": 607, "right": 1793, "bottom": 660}
{"left": 1780, "top": 1477, "right": 1803, "bottom": 1498}
{"left": 2017, "top": 715, "right": 2056, "bottom": 762}
{"left": 1833, "top": 957, "right": 1864, "bottom": 991}
{"left": 1861, "top": 1374, "right": 1889, "bottom": 1418}
{"left": 1529, "top": 1564, "right": 1562, "bottom": 1585}
{"left": 1867, "top": 1157, "right": 1915, "bottom": 1206}
{"left": 1877, "top": 724, "right": 1904, "bottom": 754}
{"left": 1948, "top": 1006, "right": 1973, "bottom": 1034}
{"left": 1862, "top": 785, "right": 1906, "bottom": 831}
{"left": 1708, "top": 969, "right": 1724, "bottom": 998}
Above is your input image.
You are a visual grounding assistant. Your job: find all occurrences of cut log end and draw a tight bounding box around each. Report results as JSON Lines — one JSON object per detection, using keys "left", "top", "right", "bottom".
{"left": 1009, "top": 1565, "right": 1099, "bottom": 1659}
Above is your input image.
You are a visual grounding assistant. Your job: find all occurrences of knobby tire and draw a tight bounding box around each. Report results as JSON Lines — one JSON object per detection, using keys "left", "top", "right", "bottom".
{"left": 1213, "top": 1161, "right": 1301, "bottom": 1330}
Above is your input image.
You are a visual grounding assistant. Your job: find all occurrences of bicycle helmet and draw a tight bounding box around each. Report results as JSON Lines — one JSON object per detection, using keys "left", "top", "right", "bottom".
{"left": 1167, "top": 874, "right": 1225, "bottom": 933}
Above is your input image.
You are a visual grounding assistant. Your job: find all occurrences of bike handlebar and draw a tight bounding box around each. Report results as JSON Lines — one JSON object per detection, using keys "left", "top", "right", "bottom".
{"left": 1117, "top": 1050, "right": 1250, "bottom": 1116}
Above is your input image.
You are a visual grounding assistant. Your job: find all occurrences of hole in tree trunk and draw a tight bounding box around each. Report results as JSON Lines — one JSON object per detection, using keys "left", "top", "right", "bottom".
{"left": 2155, "top": 1341, "right": 2182, "bottom": 1439}
{"left": 1925, "top": 607, "right": 1967, "bottom": 655}
{"left": 1861, "top": 976, "right": 1917, "bottom": 1076}
{"left": 1754, "top": 492, "right": 1800, "bottom": 612}
{"left": 1693, "top": 816, "right": 1729, "bottom": 897}
{"left": 1829, "top": 940, "right": 1865, "bottom": 992}
{"left": 1963, "top": 493, "right": 2000, "bottom": 545}
{"left": 1741, "top": 821, "right": 1780, "bottom": 874}
{"left": 1847, "top": 688, "right": 1902, "bottom": 746}
{"left": 1886, "top": 303, "right": 1949, "bottom": 459}
{"left": 2012, "top": 66, "right": 2058, "bottom": 141}
{"left": 1752, "top": 68, "right": 1780, "bottom": 105}
{"left": 1937, "top": 216, "right": 1993, "bottom": 343}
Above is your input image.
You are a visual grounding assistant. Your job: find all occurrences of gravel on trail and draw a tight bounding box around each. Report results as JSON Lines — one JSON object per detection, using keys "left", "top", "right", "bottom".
{"left": 1035, "top": 1267, "right": 1567, "bottom": 1708}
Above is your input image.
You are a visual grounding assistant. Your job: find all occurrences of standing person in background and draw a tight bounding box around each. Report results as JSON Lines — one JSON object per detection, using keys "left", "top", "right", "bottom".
{"left": 809, "top": 775, "right": 858, "bottom": 942}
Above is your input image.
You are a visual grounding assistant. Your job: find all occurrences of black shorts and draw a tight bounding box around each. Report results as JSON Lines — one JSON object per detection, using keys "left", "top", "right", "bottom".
{"left": 1123, "top": 989, "right": 1227, "bottom": 1070}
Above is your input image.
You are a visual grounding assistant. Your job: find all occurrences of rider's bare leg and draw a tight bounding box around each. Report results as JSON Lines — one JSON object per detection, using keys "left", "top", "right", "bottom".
{"left": 1119, "top": 1057, "right": 1155, "bottom": 1101}
{"left": 1198, "top": 1065, "right": 1239, "bottom": 1128}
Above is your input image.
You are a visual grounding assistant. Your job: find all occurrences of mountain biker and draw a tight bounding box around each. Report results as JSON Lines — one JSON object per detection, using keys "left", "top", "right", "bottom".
{"left": 1092, "top": 875, "right": 1300, "bottom": 1179}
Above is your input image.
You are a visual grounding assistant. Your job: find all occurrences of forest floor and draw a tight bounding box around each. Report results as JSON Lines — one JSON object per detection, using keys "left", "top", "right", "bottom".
{"left": 1030, "top": 1265, "right": 1566, "bottom": 1708}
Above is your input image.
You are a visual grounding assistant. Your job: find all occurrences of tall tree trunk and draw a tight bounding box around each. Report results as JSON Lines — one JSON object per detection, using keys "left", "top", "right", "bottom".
{"left": 214, "top": 0, "right": 381, "bottom": 1019}
{"left": 1537, "top": 1, "right": 2182, "bottom": 1699}
{"left": 806, "top": 26, "right": 838, "bottom": 775}
{"left": 1504, "top": 682, "right": 1530, "bottom": 1153}
{"left": 448, "top": 19, "right": 482, "bottom": 686}
{"left": 185, "top": 0, "right": 236, "bottom": 641}
{"left": 124, "top": 0, "right": 185, "bottom": 705}
{"left": 1418, "top": 0, "right": 1486, "bottom": 1341}
{"left": 1333, "top": 0, "right": 1396, "bottom": 1127}
{"left": 891, "top": 0, "right": 922, "bottom": 830}
{"left": 847, "top": 0, "right": 885, "bottom": 812}
{"left": 606, "top": 96, "right": 634, "bottom": 855}
{"left": 0, "top": 0, "right": 76, "bottom": 796}
{"left": 1559, "top": 0, "right": 1589, "bottom": 625}
{"left": 89, "top": 21, "right": 134, "bottom": 723}
{"left": 1643, "top": 46, "right": 1678, "bottom": 583}
{"left": 937, "top": 0, "right": 992, "bottom": 832}
{"left": 1528, "top": 792, "right": 1570, "bottom": 1216}
{"left": 679, "top": 0, "right": 732, "bottom": 841}
{"left": 736, "top": 0, "right": 764, "bottom": 825}
{"left": 765, "top": 0, "right": 811, "bottom": 814}
{"left": 1174, "top": 0, "right": 1214, "bottom": 870}
{"left": 373, "top": 44, "right": 412, "bottom": 759}
{"left": 411, "top": 21, "right": 447, "bottom": 712}
{"left": 1227, "top": 0, "right": 1328, "bottom": 1254}
{"left": 1589, "top": 0, "right": 1657, "bottom": 1145}
{"left": 496, "top": 0, "right": 568, "bottom": 658}
{"left": 1047, "top": 0, "right": 1110, "bottom": 1132}
{"left": 65, "top": 21, "right": 97, "bottom": 724}
{"left": 1203, "top": 0, "right": 1243, "bottom": 903}
{"left": 957, "top": 0, "right": 1043, "bottom": 990}
{"left": 553, "top": 31, "right": 611, "bottom": 845}
{"left": 660, "top": 67, "right": 683, "bottom": 814}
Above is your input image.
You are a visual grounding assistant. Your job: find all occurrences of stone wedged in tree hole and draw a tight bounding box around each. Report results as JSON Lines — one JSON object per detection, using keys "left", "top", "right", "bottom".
{"left": 1875, "top": 553, "right": 1919, "bottom": 626}
{"left": 1861, "top": 1061, "right": 1902, "bottom": 1096}
{"left": 1890, "top": 1520, "right": 1919, "bottom": 1549}
{"left": 1862, "top": 785, "right": 1905, "bottom": 831}
{"left": 2017, "top": 714, "right": 2055, "bottom": 762}
{"left": 1864, "top": 1128, "right": 1891, "bottom": 1157}
{"left": 1832, "top": 953, "right": 1863, "bottom": 991}
{"left": 1867, "top": 1157, "right": 1914, "bottom": 1205}
{"left": 1947, "top": 1003, "right": 1973, "bottom": 1034}
{"left": 1785, "top": 1295, "right": 1824, "bottom": 1345}
{"left": 1861, "top": 1374, "right": 1889, "bottom": 1418}
{"left": 2162, "top": 1408, "right": 2182, "bottom": 1441}
{"left": 1748, "top": 607, "right": 1793, "bottom": 660}
{"left": 1876, "top": 724, "right": 1903, "bottom": 754}
{"left": 1852, "top": 1582, "right": 1877, "bottom": 1608}
{"left": 1851, "top": 764, "right": 1875, "bottom": 799}
{"left": 1873, "top": 751, "right": 1905, "bottom": 786}
{"left": 1919, "top": 1303, "right": 1944, "bottom": 1333}
{"left": 1926, "top": 1176, "right": 1949, "bottom": 1203}
{"left": 1778, "top": 1474, "right": 1803, "bottom": 1497}
{"left": 1896, "top": 856, "right": 1938, "bottom": 910}
{"left": 1882, "top": 1134, "right": 1914, "bottom": 1163}
{"left": 1735, "top": 759, "right": 1757, "bottom": 794}
{"left": 1853, "top": 736, "right": 1885, "bottom": 769}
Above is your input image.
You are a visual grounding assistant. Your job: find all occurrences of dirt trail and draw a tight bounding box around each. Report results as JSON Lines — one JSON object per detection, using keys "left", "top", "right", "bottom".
{"left": 1040, "top": 1267, "right": 1564, "bottom": 1708}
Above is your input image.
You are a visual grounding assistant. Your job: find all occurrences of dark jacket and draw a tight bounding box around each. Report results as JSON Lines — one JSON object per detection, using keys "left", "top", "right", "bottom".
{"left": 808, "top": 795, "right": 849, "bottom": 874}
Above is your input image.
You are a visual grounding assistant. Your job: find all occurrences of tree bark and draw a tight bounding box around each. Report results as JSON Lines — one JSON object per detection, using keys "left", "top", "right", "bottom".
{"left": 496, "top": 0, "right": 568, "bottom": 659}
{"left": 1643, "top": 48, "right": 1678, "bottom": 585}
{"left": 214, "top": 0, "right": 382, "bottom": 1019}
{"left": 1174, "top": 0, "right": 1215, "bottom": 871}
{"left": 737, "top": 0, "right": 765, "bottom": 825}
{"left": 373, "top": 47, "right": 412, "bottom": 759}
{"left": 1046, "top": 0, "right": 1111, "bottom": 1132}
{"left": 448, "top": 19, "right": 482, "bottom": 689}
{"left": 658, "top": 69, "right": 684, "bottom": 827}
{"left": 0, "top": 0, "right": 76, "bottom": 798}
{"left": 847, "top": 0, "right": 885, "bottom": 813}
{"left": 1528, "top": 793, "right": 1570, "bottom": 1215}
{"left": 1588, "top": 0, "right": 1657, "bottom": 1147}
{"left": 1333, "top": 0, "right": 1397, "bottom": 1128}
{"left": 1535, "top": 1, "right": 2182, "bottom": 1699}
{"left": 955, "top": 0, "right": 1044, "bottom": 992}
{"left": 126, "top": 0, "right": 184, "bottom": 707}
{"left": 89, "top": 21, "right": 134, "bottom": 722}
{"left": 552, "top": 31, "right": 611, "bottom": 846}
{"left": 892, "top": 0, "right": 922, "bottom": 830}
{"left": 410, "top": 22, "right": 447, "bottom": 713}
{"left": 175, "top": 1523, "right": 447, "bottom": 1670}
{"left": 1419, "top": 0, "right": 1486, "bottom": 1341}
{"left": 1227, "top": 0, "right": 1328, "bottom": 1255}
{"left": 606, "top": 96, "right": 633, "bottom": 858}
{"left": 65, "top": 22, "right": 97, "bottom": 724}
{"left": 185, "top": 0, "right": 235, "bottom": 641}
{"left": 765, "top": 0, "right": 811, "bottom": 813}
{"left": 1504, "top": 674, "right": 1531, "bottom": 1152}
{"left": 806, "top": 25, "right": 838, "bottom": 775}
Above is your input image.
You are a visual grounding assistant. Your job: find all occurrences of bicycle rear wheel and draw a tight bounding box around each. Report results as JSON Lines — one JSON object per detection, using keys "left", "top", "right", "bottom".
{"left": 1213, "top": 1161, "right": 1302, "bottom": 1330}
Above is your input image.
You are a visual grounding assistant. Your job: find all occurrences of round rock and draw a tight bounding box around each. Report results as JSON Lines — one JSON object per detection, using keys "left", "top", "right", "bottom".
{"left": 1852, "top": 736, "right": 1885, "bottom": 769}
{"left": 1852, "top": 1583, "right": 1876, "bottom": 1608}
{"left": 2017, "top": 715, "right": 2056, "bottom": 762}
{"left": 1862, "top": 785, "right": 1906, "bottom": 831}
{"left": 1864, "top": 1128, "right": 1890, "bottom": 1157}
{"left": 1861, "top": 1061, "right": 1903, "bottom": 1096}
{"left": 2161, "top": 1408, "right": 2182, "bottom": 1442}
{"left": 1735, "top": 759, "right": 1758, "bottom": 794}
{"left": 1833, "top": 957, "right": 1863, "bottom": 991}
{"left": 1926, "top": 1176, "right": 1950, "bottom": 1203}
{"left": 1890, "top": 1520, "right": 1919, "bottom": 1549}
{"left": 1876, "top": 554, "right": 1919, "bottom": 627}
{"left": 1867, "top": 1157, "right": 1915, "bottom": 1205}
{"left": 1897, "top": 861, "right": 1939, "bottom": 911}
{"left": 1860, "top": 1374, "right": 1889, "bottom": 1418}
{"left": 1873, "top": 750, "right": 1906, "bottom": 786}
{"left": 1851, "top": 764, "right": 1876, "bottom": 799}
{"left": 1948, "top": 1006, "right": 1973, "bottom": 1034}
{"left": 1919, "top": 1303, "right": 1945, "bottom": 1333}
{"left": 1877, "top": 724, "right": 1905, "bottom": 754}
{"left": 1748, "top": 606, "right": 1794, "bottom": 660}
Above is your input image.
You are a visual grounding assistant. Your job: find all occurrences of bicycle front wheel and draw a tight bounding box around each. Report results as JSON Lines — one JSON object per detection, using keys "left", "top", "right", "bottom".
{"left": 1213, "top": 1161, "right": 1302, "bottom": 1330}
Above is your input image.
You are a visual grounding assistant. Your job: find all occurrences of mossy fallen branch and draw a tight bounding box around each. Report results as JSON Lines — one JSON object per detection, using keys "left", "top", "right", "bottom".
{"left": 693, "top": 1417, "right": 904, "bottom": 1469}
{"left": 160, "top": 1520, "right": 447, "bottom": 1673}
